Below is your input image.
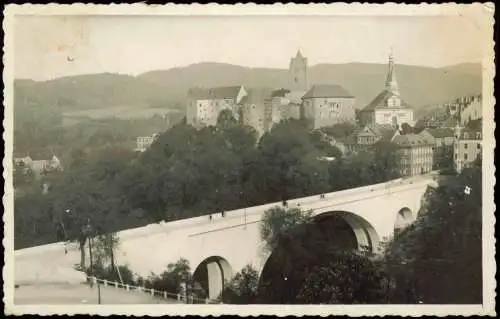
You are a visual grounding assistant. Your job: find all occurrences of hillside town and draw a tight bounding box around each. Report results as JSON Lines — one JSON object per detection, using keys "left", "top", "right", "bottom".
{"left": 133, "top": 50, "right": 483, "bottom": 177}
{"left": 10, "top": 7, "right": 490, "bottom": 309}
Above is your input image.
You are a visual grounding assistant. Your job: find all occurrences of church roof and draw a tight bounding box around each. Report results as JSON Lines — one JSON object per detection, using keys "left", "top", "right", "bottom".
{"left": 302, "top": 84, "right": 354, "bottom": 99}
{"left": 361, "top": 89, "right": 412, "bottom": 112}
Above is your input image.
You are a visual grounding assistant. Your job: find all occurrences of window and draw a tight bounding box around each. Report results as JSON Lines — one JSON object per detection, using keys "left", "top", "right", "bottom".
{"left": 464, "top": 143, "right": 468, "bottom": 149}
{"left": 464, "top": 153, "right": 468, "bottom": 161}
{"left": 477, "top": 144, "right": 481, "bottom": 150}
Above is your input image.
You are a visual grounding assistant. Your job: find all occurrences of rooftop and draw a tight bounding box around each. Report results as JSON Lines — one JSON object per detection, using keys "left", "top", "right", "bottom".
{"left": 392, "top": 133, "right": 433, "bottom": 147}
{"left": 243, "top": 88, "right": 274, "bottom": 104}
{"left": 302, "top": 84, "right": 354, "bottom": 99}
{"left": 361, "top": 89, "right": 412, "bottom": 111}
{"left": 209, "top": 86, "right": 243, "bottom": 100}
{"left": 27, "top": 149, "right": 56, "bottom": 161}
{"left": 188, "top": 86, "right": 243, "bottom": 100}
{"left": 357, "top": 124, "right": 397, "bottom": 143}
{"left": 425, "top": 127, "right": 455, "bottom": 138}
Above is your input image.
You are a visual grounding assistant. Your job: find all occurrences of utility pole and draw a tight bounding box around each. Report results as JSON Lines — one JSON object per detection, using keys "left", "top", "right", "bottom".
{"left": 86, "top": 221, "right": 101, "bottom": 304}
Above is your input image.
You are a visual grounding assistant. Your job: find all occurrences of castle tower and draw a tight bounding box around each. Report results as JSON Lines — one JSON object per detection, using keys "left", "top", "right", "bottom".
{"left": 289, "top": 49, "right": 308, "bottom": 91}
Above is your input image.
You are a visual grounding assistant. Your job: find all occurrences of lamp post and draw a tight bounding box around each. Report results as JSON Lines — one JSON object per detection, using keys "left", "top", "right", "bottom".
{"left": 84, "top": 220, "right": 101, "bottom": 304}
{"left": 240, "top": 190, "right": 247, "bottom": 228}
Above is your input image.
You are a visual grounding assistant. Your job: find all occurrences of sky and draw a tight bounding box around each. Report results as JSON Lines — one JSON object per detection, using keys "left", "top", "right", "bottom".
{"left": 14, "top": 13, "right": 488, "bottom": 81}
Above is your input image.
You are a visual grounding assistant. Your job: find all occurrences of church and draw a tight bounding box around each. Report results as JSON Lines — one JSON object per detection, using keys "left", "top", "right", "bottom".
{"left": 358, "top": 51, "right": 414, "bottom": 128}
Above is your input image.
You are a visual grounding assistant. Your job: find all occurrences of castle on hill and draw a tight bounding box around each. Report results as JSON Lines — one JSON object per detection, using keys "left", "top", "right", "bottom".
{"left": 186, "top": 49, "right": 412, "bottom": 138}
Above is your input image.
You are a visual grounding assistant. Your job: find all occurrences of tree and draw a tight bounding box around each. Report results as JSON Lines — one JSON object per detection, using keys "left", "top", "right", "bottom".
{"left": 146, "top": 258, "right": 193, "bottom": 295}
{"left": 296, "top": 251, "right": 387, "bottom": 304}
{"left": 220, "top": 264, "right": 260, "bottom": 304}
{"left": 384, "top": 161, "right": 482, "bottom": 304}
{"left": 260, "top": 206, "right": 313, "bottom": 253}
{"left": 254, "top": 119, "right": 322, "bottom": 202}
{"left": 258, "top": 216, "right": 387, "bottom": 304}
{"left": 13, "top": 163, "right": 35, "bottom": 190}
{"left": 92, "top": 232, "right": 120, "bottom": 271}
{"left": 373, "top": 141, "right": 401, "bottom": 181}
{"left": 216, "top": 109, "right": 237, "bottom": 130}
{"left": 320, "top": 123, "right": 359, "bottom": 139}
{"left": 400, "top": 122, "right": 413, "bottom": 135}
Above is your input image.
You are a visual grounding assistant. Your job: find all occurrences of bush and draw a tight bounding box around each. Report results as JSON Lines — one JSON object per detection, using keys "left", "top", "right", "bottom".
{"left": 85, "top": 264, "right": 137, "bottom": 286}
{"left": 219, "top": 264, "right": 260, "bottom": 304}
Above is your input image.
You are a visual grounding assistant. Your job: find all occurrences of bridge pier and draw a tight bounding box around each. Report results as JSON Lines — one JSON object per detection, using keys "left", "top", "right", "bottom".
{"left": 207, "top": 261, "right": 224, "bottom": 300}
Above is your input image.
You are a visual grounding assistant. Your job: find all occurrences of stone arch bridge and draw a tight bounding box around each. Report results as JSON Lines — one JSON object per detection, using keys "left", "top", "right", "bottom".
{"left": 15, "top": 174, "right": 437, "bottom": 300}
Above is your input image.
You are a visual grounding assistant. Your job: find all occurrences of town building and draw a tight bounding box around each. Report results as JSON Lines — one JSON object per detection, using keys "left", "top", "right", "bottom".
{"left": 338, "top": 124, "right": 398, "bottom": 154}
{"left": 14, "top": 150, "right": 62, "bottom": 179}
{"left": 302, "top": 84, "right": 356, "bottom": 129}
{"left": 392, "top": 133, "right": 434, "bottom": 176}
{"left": 420, "top": 128, "right": 455, "bottom": 170}
{"left": 453, "top": 126, "right": 482, "bottom": 173}
{"left": 459, "top": 95, "right": 482, "bottom": 126}
{"left": 186, "top": 86, "right": 248, "bottom": 127}
{"left": 135, "top": 133, "right": 160, "bottom": 152}
{"left": 359, "top": 51, "right": 414, "bottom": 127}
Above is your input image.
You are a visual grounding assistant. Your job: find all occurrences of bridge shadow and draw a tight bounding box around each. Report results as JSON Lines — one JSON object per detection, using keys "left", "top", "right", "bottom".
{"left": 256, "top": 211, "right": 379, "bottom": 304}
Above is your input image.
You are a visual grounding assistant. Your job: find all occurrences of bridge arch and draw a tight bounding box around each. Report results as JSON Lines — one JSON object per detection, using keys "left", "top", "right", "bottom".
{"left": 313, "top": 211, "right": 380, "bottom": 253}
{"left": 192, "top": 256, "right": 233, "bottom": 300}
{"left": 258, "top": 211, "right": 380, "bottom": 288}
{"left": 394, "top": 207, "right": 414, "bottom": 234}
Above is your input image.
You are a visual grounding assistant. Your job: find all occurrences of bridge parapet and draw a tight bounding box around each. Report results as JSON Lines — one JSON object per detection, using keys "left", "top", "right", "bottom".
{"left": 112, "top": 175, "right": 436, "bottom": 243}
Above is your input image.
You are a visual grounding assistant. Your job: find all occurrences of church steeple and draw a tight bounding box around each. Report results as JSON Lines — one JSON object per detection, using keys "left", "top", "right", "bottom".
{"left": 296, "top": 48, "right": 304, "bottom": 59}
{"left": 385, "top": 48, "right": 400, "bottom": 96}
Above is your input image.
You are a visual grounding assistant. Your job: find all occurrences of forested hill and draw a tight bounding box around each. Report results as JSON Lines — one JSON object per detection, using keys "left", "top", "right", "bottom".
{"left": 15, "top": 62, "right": 481, "bottom": 113}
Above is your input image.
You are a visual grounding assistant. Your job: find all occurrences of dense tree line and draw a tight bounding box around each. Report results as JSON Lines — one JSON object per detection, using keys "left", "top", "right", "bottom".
{"left": 14, "top": 117, "right": 401, "bottom": 250}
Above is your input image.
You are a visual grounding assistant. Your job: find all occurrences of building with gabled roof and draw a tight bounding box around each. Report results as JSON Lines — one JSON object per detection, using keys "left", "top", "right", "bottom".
{"left": 135, "top": 133, "right": 160, "bottom": 153}
{"left": 359, "top": 51, "right": 414, "bottom": 127}
{"left": 340, "top": 123, "right": 398, "bottom": 154}
{"left": 186, "top": 85, "right": 247, "bottom": 127}
{"left": 14, "top": 149, "right": 62, "bottom": 179}
{"left": 302, "top": 84, "right": 356, "bottom": 129}
{"left": 420, "top": 127, "right": 455, "bottom": 170}
{"left": 392, "top": 133, "right": 434, "bottom": 176}
{"left": 453, "top": 126, "right": 482, "bottom": 173}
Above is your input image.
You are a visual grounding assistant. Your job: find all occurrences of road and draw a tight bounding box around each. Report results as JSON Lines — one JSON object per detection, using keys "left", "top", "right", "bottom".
{"left": 14, "top": 283, "right": 182, "bottom": 305}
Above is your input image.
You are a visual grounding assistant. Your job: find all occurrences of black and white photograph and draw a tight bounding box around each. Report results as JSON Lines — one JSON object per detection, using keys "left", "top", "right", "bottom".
{"left": 3, "top": 3, "right": 496, "bottom": 316}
